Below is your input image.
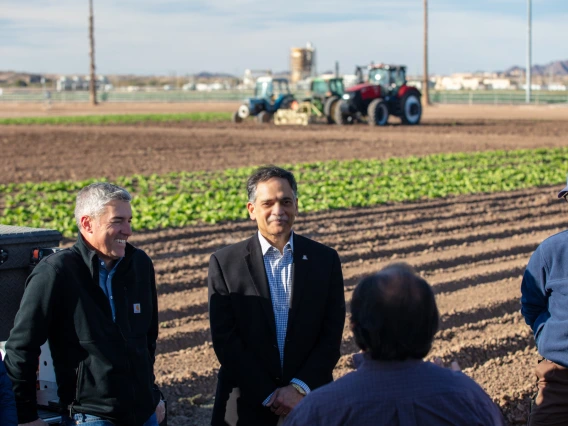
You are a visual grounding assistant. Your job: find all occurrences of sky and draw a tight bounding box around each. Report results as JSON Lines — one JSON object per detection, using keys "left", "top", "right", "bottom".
{"left": 1, "top": 0, "right": 566, "bottom": 77}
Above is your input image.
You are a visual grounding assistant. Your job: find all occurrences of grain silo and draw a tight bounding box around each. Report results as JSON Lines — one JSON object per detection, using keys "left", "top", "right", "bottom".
{"left": 290, "top": 42, "right": 316, "bottom": 84}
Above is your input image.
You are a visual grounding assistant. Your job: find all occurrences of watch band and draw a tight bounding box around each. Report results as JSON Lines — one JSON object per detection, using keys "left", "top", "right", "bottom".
{"left": 290, "top": 383, "right": 307, "bottom": 396}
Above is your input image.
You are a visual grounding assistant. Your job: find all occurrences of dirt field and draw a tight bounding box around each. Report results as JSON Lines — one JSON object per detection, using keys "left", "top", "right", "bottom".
{"left": 2, "top": 110, "right": 568, "bottom": 184}
{"left": 2, "top": 104, "right": 568, "bottom": 425}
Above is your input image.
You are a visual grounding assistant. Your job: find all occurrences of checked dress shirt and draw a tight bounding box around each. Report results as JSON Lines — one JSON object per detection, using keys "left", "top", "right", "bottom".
{"left": 258, "top": 231, "right": 310, "bottom": 405}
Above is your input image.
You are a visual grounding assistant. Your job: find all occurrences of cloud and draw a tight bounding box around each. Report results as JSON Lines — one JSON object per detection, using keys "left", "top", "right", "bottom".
{"left": 0, "top": 0, "right": 566, "bottom": 75}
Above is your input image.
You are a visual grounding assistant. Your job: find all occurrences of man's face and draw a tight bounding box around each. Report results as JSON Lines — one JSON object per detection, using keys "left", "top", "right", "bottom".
{"left": 247, "top": 177, "right": 298, "bottom": 240}
{"left": 81, "top": 200, "right": 133, "bottom": 265}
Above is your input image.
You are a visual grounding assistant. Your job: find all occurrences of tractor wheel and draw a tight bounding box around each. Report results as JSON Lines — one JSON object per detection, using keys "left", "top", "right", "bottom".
{"left": 232, "top": 111, "right": 243, "bottom": 123}
{"left": 257, "top": 111, "right": 272, "bottom": 124}
{"left": 367, "top": 99, "right": 389, "bottom": 126}
{"left": 324, "top": 96, "right": 339, "bottom": 124}
{"left": 400, "top": 93, "right": 422, "bottom": 125}
{"left": 333, "top": 100, "right": 352, "bottom": 125}
{"left": 237, "top": 104, "right": 250, "bottom": 119}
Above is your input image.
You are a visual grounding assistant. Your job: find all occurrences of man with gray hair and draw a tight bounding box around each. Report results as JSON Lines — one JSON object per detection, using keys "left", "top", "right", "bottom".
{"left": 4, "top": 183, "right": 165, "bottom": 426}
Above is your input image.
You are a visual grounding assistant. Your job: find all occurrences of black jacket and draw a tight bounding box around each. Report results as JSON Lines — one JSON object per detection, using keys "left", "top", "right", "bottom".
{"left": 208, "top": 233, "right": 346, "bottom": 425}
{"left": 4, "top": 234, "right": 160, "bottom": 425}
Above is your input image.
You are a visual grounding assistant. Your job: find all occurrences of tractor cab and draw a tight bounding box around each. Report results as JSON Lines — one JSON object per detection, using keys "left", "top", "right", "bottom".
{"left": 368, "top": 65, "right": 407, "bottom": 95}
{"left": 308, "top": 77, "right": 345, "bottom": 124}
{"left": 310, "top": 77, "right": 344, "bottom": 100}
{"left": 255, "top": 77, "right": 291, "bottom": 104}
{"left": 233, "top": 77, "right": 295, "bottom": 123}
{"left": 328, "top": 78, "right": 344, "bottom": 97}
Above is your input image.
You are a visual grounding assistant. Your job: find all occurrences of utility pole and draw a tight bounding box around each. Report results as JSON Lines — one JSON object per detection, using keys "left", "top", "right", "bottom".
{"left": 526, "top": 0, "right": 531, "bottom": 104}
{"left": 423, "top": 0, "right": 431, "bottom": 105}
{"left": 89, "top": 0, "right": 97, "bottom": 105}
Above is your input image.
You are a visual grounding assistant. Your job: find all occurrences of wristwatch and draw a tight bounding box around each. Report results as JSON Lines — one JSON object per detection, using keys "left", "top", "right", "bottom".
{"left": 290, "top": 383, "right": 307, "bottom": 396}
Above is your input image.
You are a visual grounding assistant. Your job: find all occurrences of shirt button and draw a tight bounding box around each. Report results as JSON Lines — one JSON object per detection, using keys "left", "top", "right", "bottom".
{"left": 110, "top": 296, "right": 113, "bottom": 300}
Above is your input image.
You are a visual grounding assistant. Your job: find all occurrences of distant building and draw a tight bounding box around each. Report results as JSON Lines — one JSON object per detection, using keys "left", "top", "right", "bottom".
{"left": 57, "top": 74, "right": 110, "bottom": 91}
{"left": 56, "top": 76, "right": 72, "bottom": 91}
{"left": 483, "top": 78, "right": 514, "bottom": 90}
{"left": 407, "top": 79, "right": 435, "bottom": 90}
{"left": 290, "top": 42, "right": 316, "bottom": 84}
{"left": 519, "top": 83, "right": 543, "bottom": 91}
{"left": 28, "top": 75, "right": 43, "bottom": 84}
{"left": 342, "top": 74, "right": 358, "bottom": 88}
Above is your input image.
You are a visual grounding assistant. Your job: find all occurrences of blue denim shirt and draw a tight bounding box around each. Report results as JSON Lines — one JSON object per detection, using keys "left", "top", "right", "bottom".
{"left": 98, "top": 258, "right": 122, "bottom": 323}
{"left": 521, "top": 229, "right": 568, "bottom": 367}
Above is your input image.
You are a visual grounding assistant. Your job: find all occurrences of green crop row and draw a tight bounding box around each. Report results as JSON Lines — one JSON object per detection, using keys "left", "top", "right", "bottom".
{"left": 1, "top": 147, "right": 567, "bottom": 237}
{"left": 0, "top": 112, "right": 232, "bottom": 126}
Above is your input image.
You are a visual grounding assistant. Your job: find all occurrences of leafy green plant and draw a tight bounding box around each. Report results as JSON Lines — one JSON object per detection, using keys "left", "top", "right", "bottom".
{"left": 1, "top": 147, "right": 567, "bottom": 236}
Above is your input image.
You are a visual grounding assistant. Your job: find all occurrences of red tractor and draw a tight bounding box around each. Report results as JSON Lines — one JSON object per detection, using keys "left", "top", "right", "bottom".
{"left": 335, "top": 64, "right": 422, "bottom": 126}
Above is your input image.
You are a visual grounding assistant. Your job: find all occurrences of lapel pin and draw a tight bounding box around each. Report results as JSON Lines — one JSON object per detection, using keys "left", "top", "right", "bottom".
{"left": 133, "top": 303, "right": 141, "bottom": 313}
{"left": 302, "top": 255, "right": 308, "bottom": 260}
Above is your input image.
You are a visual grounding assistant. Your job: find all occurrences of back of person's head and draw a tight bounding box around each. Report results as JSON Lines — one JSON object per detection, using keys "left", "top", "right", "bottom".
{"left": 350, "top": 263, "right": 439, "bottom": 361}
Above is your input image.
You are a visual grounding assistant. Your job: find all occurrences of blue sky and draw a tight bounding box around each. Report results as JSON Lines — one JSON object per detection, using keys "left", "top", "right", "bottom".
{"left": 0, "top": 0, "right": 566, "bottom": 77}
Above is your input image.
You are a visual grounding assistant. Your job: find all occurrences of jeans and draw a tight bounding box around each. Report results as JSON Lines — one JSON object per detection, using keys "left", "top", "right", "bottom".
{"left": 61, "top": 412, "right": 158, "bottom": 425}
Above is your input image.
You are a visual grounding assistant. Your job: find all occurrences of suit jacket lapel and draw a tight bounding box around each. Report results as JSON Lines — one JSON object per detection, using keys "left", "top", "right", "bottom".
{"left": 244, "top": 235, "right": 277, "bottom": 337}
{"left": 289, "top": 233, "right": 310, "bottom": 325}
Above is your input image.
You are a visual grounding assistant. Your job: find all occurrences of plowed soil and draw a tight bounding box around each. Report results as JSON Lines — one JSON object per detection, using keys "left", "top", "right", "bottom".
{"left": 2, "top": 117, "right": 568, "bottom": 184}
{"left": 136, "top": 187, "right": 557, "bottom": 426}
{"left": 2, "top": 104, "right": 568, "bottom": 425}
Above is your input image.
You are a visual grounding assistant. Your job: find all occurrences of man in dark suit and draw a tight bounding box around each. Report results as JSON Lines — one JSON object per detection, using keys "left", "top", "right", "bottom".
{"left": 208, "top": 165, "right": 346, "bottom": 426}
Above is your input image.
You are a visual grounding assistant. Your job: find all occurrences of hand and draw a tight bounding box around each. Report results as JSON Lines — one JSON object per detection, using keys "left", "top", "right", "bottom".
{"left": 266, "top": 385, "right": 304, "bottom": 417}
{"left": 19, "top": 420, "right": 48, "bottom": 426}
{"left": 155, "top": 400, "right": 166, "bottom": 424}
{"left": 433, "top": 357, "right": 461, "bottom": 372}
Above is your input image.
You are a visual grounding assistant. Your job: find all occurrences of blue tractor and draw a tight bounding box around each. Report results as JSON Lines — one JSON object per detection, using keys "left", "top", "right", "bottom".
{"left": 233, "top": 77, "right": 296, "bottom": 124}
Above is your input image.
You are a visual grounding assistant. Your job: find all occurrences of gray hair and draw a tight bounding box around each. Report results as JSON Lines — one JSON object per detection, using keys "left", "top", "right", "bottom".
{"left": 246, "top": 165, "right": 298, "bottom": 203}
{"left": 74, "top": 182, "right": 132, "bottom": 229}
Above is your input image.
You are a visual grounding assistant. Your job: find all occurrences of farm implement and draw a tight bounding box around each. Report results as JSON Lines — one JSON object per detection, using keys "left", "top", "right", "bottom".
{"left": 274, "top": 76, "right": 344, "bottom": 126}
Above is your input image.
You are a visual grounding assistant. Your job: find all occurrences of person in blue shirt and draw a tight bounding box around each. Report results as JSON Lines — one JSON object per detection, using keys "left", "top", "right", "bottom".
{"left": 521, "top": 180, "right": 568, "bottom": 426}
{"left": 0, "top": 357, "right": 17, "bottom": 426}
{"left": 283, "top": 263, "right": 504, "bottom": 426}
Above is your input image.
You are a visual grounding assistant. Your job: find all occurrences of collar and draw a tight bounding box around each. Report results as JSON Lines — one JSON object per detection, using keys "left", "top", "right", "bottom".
{"left": 353, "top": 352, "right": 424, "bottom": 371}
{"left": 258, "top": 230, "right": 294, "bottom": 255}
{"left": 97, "top": 256, "right": 123, "bottom": 272}
{"left": 75, "top": 232, "right": 134, "bottom": 277}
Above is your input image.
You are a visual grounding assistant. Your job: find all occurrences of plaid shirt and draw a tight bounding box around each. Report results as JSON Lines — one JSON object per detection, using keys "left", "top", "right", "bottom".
{"left": 258, "top": 232, "right": 310, "bottom": 404}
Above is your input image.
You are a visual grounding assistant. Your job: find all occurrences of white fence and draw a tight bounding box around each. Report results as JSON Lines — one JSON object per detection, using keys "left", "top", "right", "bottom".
{"left": 0, "top": 88, "right": 567, "bottom": 105}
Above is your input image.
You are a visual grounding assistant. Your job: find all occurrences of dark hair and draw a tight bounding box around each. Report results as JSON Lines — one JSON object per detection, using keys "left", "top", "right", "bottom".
{"left": 246, "top": 165, "right": 298, "bottom": 202}
{"left": 350, "top": 263, "right": 439, "bottom": 361}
